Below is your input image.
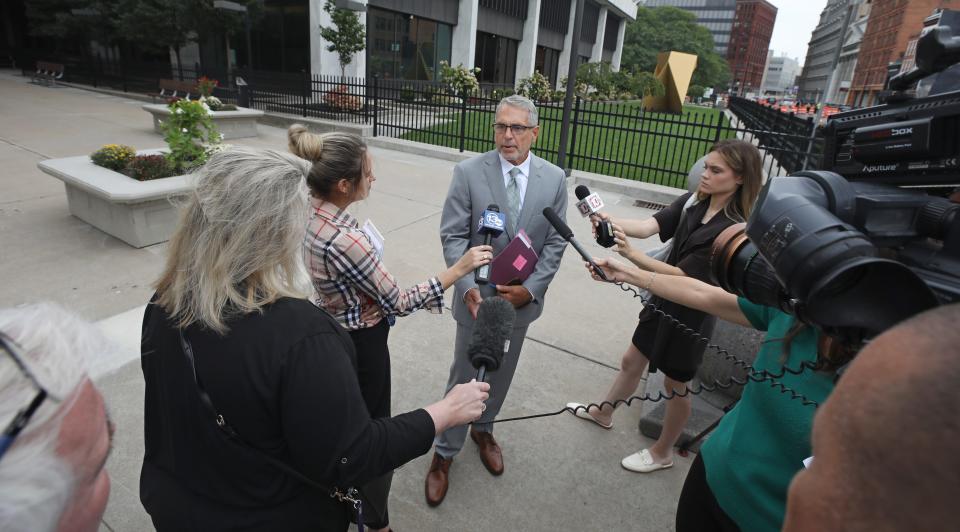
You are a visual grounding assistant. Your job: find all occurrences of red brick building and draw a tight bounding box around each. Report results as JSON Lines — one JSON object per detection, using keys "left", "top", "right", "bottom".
{"left": 727, "top": 0, "right": 778, "bottom": 95}
{"left": 848, "top": 0, "right": 960, "bottom": 107}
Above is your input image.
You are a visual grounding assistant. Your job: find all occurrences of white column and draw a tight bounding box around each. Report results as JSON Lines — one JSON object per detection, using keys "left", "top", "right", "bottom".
{"left": 590, "top": 7, "right": 607, "bottom": 63}
{"left": 451, "top": 0, "right": 480, "bottom": 69}
{"left": 515, "top": 0, "right": 542, "bottom": 83}
{"left": 312, "top": 1, "right": 367, "bottom": 78}
{"left": 556, "top": 0, "right": 578, "bottom": 89}
{"left": 611, "top": 16, "right": 626, "bottom": 71}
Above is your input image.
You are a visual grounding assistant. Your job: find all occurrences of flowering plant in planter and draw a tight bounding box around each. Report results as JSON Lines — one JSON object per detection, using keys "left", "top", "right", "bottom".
{"left": 197, "top": 76, "right": 219, "bottom": 98}
{"left": 324, "top": 85, "right": 362, "bottom": 110}
{"left": 90, "top": 144, "right": 136, "bottom": 171}
{"left": 123, "top": 154, "right": 173, "bottom": 181}
{"left": 162, "top": 99, "right": 222, "bottom": 173}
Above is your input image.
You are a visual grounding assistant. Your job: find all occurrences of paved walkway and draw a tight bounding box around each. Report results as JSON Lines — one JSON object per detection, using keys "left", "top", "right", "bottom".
{"left": 0, "top": 70, "right": 693, "bottom": 532}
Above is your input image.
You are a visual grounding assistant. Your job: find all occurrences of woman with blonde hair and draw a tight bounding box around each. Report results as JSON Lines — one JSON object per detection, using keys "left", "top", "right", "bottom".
{"left": 140, "top": 148, "right": 489, "bottom": 531}
{"left": 288, "top": 125, "right": 492, "bottom": 531}
{"left": 568, "top": 139, "right": 764, "bottom": 473}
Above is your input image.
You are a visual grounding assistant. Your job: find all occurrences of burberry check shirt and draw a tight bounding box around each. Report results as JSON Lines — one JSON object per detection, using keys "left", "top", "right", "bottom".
{"left": 304, "top": 197, "right": 444, "bottom": 331}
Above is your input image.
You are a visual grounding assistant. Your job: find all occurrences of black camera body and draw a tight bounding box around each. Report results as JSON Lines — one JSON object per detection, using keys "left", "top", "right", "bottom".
{"left": 712, "top": 24, "right": 960, "bottom": 343}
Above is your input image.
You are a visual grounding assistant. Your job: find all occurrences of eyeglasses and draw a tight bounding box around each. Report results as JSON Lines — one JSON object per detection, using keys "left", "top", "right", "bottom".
{"left": 0, "top": 332, "right": 54, "bottom": 463}
{"left": 492, "top": 123, "right": 536, "bottom": 135}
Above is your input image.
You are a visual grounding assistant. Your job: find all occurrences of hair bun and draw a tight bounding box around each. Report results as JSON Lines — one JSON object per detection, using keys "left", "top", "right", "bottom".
{"left": 288, "top": 124, "right": 324, "bottom": 162}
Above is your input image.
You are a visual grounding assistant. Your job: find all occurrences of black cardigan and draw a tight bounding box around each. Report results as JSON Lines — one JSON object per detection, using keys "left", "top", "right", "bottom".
{"left": 140, "top": 296, "right": 434, "bottom": 532}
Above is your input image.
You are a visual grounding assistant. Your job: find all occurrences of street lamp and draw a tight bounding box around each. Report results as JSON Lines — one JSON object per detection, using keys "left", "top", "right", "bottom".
{"left": 214, "top": 0, "right": 253, "bottom": 71}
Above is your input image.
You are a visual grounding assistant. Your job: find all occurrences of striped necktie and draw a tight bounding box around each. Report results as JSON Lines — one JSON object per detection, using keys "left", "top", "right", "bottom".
{"left": 506, "top": 166, "right": 521, "bottom": 234}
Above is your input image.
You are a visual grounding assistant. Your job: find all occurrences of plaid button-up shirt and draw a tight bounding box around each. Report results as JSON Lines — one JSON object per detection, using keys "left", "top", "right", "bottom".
{"left": 304, "top": 197, "right": 444, "bottom": 331}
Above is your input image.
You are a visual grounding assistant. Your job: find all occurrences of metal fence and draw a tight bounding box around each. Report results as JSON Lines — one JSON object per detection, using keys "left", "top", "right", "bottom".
{"left": 16, "top": 51, "right": 825, "bottom": 187}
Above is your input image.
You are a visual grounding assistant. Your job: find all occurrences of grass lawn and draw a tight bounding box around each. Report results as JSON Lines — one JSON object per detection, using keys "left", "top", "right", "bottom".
{"left": 396, "top": 101, "right": 734, "bottom": 189}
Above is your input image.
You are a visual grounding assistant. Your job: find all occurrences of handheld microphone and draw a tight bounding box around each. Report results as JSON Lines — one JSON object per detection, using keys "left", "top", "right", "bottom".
{"left": 574, "top": 185, "right": 615, "bottom": 248}
{"left": 467, "top": 296, "right": 516, "bottom": 382}
{"left": 542, "top": 207, "right": 609, "bottom": 281}
{"left": 474, "top": 204, "right": 506, "bottom": 285}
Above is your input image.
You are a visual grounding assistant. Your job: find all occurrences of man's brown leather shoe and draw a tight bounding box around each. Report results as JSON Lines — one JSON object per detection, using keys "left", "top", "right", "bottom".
{"left": 470, "top": 429, "right": 504, "bottom": 476}
{"left": 425, "top": 452, "right": 452, "bottom": 507}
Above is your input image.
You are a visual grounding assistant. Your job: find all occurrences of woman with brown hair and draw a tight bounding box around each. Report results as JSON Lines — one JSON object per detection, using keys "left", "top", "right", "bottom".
{"left": 288, "top": 125, "right": 492, "bottom": 531}
{"left": 567, "top": 139, "right": 764, "bottom": 473}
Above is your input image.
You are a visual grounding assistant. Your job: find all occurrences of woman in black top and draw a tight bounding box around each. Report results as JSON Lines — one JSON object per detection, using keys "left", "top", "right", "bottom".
{"left": 567, "top": 140, "right": 763, "bottom": 473}
{"left": 140, "top": 148, "right": 489, "bottom": 532}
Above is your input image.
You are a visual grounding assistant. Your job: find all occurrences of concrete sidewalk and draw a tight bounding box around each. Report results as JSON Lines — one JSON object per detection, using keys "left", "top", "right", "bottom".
{"left": 1, "top": 70, "right": 692, "bottom": 532}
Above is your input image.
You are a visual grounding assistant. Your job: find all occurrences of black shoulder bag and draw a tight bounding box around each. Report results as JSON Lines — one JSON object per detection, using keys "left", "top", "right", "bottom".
{"left": 177, "top": 330, "right": 366, "bottom": 531}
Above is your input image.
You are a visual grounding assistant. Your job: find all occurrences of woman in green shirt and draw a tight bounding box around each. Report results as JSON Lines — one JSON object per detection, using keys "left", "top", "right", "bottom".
{"left": 587, "top": 256, "right": 841, "bottom": 532}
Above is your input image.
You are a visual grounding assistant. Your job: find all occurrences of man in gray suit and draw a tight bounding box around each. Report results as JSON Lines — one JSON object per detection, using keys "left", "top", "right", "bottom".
{"left": 425, "top": 95, "right": 568, "bottom": 506}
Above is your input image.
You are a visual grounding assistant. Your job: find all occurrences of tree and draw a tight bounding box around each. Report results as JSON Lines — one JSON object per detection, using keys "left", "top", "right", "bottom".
{"left": 632, "top": 71, "right": 665, "bottom": 99}
{"left": 319, "top": 0, "right": 365, "bottom": 78}
{"left": 117, "top": 0, "right": 204, "bottom": 71}
{"left": 621, "top": 6, "right": 730, "bottom": 90}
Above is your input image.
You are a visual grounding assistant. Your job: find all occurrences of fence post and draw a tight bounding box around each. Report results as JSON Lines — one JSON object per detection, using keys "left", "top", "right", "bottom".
{"left": 458, "top": 89, "right": 467, "bottom": 153}
{"left": 120, "top": 52, "right": 128, "bottom": 93}
{"left": 568, "top": 96, "right": 582, "bottom": 171}
{"left": 301, "top": 69, "right": 308, "bottom": 117}
{"left": 372, "top": 75, "right": 379, "bottom": 137}
{"left": 195, "top": 62, "right": 201, "bottom": 81}
{"left": 92, "top": 53, "right": 100, "bottom": 88}
{"left": 713, "top": 107, "right": 725, "bottom": 143}
{"left": 801, "top": 116, "right": 819, "bottom": 171}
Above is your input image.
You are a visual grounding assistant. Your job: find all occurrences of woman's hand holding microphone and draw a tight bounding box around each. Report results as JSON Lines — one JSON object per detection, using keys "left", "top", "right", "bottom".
{"left": 424, "top": 380, "right": 491, "bottom": 435}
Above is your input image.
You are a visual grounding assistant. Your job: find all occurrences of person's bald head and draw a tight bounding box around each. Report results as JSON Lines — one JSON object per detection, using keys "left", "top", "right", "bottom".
{"left": 784, "top": 303, "right": 960, "bottom": 532}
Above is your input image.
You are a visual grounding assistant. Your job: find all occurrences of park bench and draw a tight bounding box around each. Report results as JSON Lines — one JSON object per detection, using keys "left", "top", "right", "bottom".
{"left": 155, "top": 79, "right": 198, "bottom": 102}
{"left": 32, "top": 62, "right": 65, "bottom": 87}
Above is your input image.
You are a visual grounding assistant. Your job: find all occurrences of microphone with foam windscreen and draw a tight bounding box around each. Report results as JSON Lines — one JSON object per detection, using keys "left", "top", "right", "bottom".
{"left": 574, "top": 185, "right": 615, "bottom": 248}
{"left": 467, "top": 296, "right": 516, "bottom": 382}
{"left": 542, "top": 207, "right": 609, "bottom": 281}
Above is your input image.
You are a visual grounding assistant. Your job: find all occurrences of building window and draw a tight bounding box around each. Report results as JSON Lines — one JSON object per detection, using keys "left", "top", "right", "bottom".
{"left": 475, "top": 31, "right": 518, "bottom": 85}
{"left": 535, "top": 45, "right": 560, "bottom": 85}
{"left": 366, "top": 7, "right": 452, "bottom": 81}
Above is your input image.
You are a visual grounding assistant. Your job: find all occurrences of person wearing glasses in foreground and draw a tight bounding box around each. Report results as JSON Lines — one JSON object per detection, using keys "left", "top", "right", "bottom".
{"left": 585, "top": 256, "right": 836, "bottom": 532}
{"left": 140, "top": 148, "right": 489, "bottom": 531}
{"left": 0, "top": 303, "right": 116, "bottom": 532}
{"left": 425, "top": 95, "right": 568, "bottom": 506}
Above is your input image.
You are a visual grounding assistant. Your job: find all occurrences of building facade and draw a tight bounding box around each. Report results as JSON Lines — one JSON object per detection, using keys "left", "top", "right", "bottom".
{"left": 726, "top": 0, "right": 777, "bottom": 95}
{"left": 796, "top": 0, "right": 854, "bottom": 103}
{"left": 831, "top": 0, "right": 872, "bottom": 105}
{"left": 761, "top": 54, "right": 800, "bottom": 95}
{"left": 312, "top": 0, "right": 637, "bottom": 87}
{"left": 847, "top": 0, "right": 960, "bottom": 107}
{"left": 642, "top": 0, "right": 737, "bottom": 56}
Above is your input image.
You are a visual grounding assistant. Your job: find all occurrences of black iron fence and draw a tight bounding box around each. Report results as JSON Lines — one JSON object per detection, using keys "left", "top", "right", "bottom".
{"left": 15, "top": 51, "right": 825, "bottom": 187}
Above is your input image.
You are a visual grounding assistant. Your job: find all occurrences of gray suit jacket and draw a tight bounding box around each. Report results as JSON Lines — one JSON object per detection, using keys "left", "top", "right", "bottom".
{"left": 440, "top": 150, "right": 568, "bottom": 327}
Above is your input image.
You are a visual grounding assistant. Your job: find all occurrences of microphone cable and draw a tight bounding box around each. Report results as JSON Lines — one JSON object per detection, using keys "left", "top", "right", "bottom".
{"left": 492, "top": 280, "right": 820, "bottom": 425}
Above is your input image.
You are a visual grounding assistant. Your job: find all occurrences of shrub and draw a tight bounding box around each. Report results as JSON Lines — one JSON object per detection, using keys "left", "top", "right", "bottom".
{"left": 576, "top": 62, "right": 616, "bottom": 99}
{"left": 439, "top": 61, "right": 480, "bottom": 97}
{"left": 218, "top": 103, "right": 238, "bottom": 111}
{"left": 124, "top": 154, "right": 173, "bottom": 181}
{"left": 399, "top": 84, "right": 416, "bottom": 102}
{"left": 90, "top": 144, "right": 136, "bottom": 171}
{"left": 632, "top": 71, "right": 666, "bottom": 99}
{"left": 687, "top": 84, "right": 706, "bottom": 98}
{"left": 550, "top": 89, "right": 566, "bottom": 102}
{"left": 162, "top": 99, "right": 221, "bottom": 173}
{"left": 423, "top": 85, "right": 440, "bottom": 103}
{"left": 516, "top": 71, "right": 552, "bottom": 102}
{"left": 324, "top": 85, "right": 362, "bottom": 110}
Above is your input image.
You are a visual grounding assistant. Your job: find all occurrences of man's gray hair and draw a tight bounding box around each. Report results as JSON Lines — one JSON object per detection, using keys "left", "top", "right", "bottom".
{"left": 497, "top": 94, "right": 539, "bottom": 126}
{"left": 0, "top": 303, "right": 107, "bottom": 531}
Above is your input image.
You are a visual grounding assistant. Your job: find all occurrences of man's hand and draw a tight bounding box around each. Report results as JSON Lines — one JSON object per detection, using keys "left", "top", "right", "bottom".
{"left": 496, "top": 284, "right": 533, "bottom": 308}
{"left": 464, "top": 288, "right": 482, "bottom": 319}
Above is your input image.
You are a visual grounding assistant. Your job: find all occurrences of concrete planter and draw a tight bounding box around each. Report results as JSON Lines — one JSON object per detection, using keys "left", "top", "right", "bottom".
{"left": 142, "top": 103, "right": 264, "bottom": 139}
{"left": 37, "top": 150, "right": 190, "bottom": 248}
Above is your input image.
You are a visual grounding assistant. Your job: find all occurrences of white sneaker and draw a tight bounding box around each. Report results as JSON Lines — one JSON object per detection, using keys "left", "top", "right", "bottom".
{"left": 621, "top": 449, "right": 673, "bottom": 473}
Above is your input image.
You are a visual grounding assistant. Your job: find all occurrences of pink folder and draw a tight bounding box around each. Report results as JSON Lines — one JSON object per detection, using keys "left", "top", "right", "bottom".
{"left": 489, "top": 230, "right": 539, "bottom": 286}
